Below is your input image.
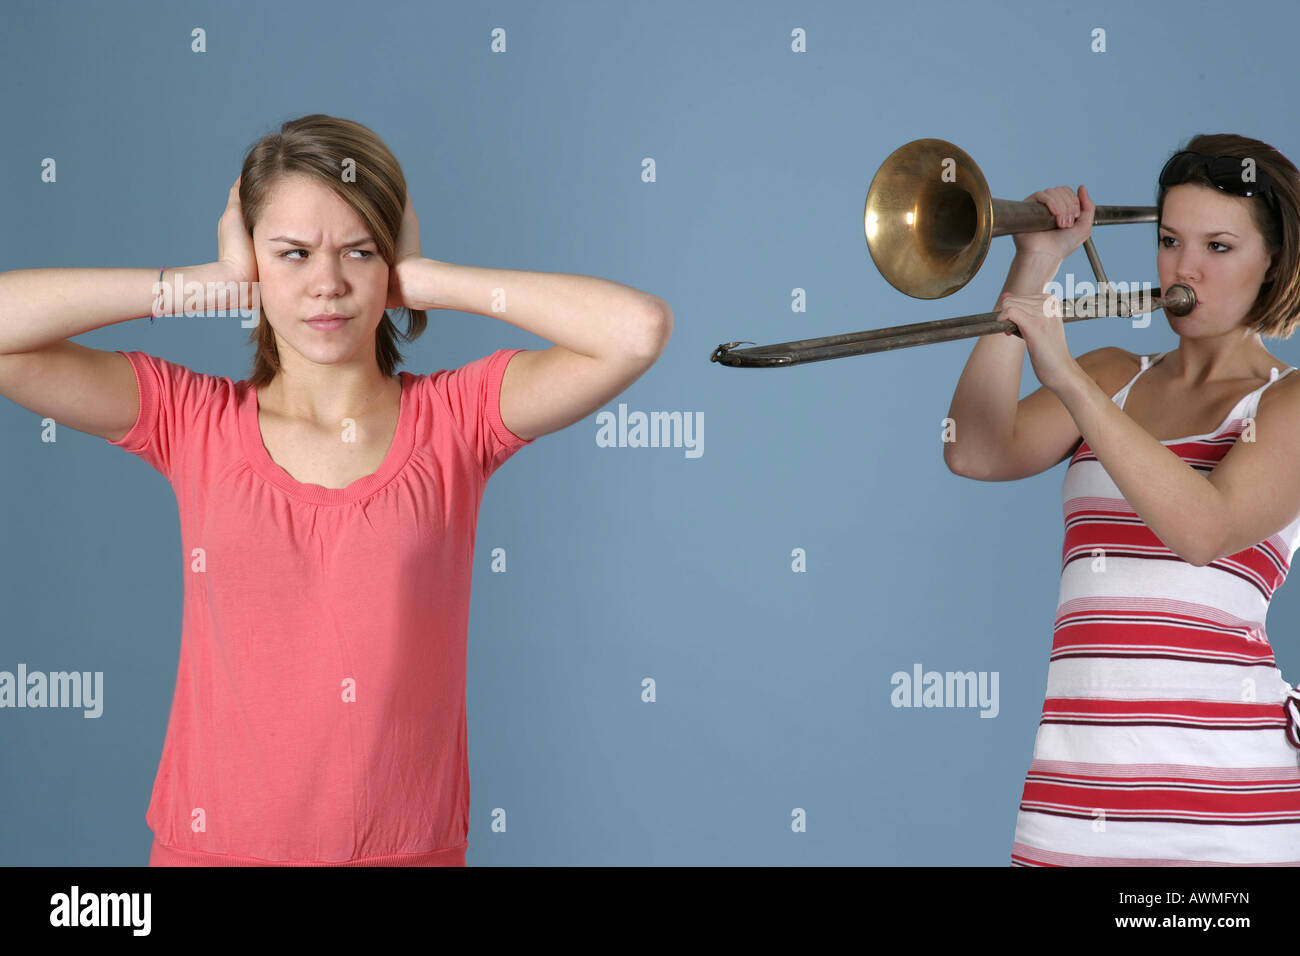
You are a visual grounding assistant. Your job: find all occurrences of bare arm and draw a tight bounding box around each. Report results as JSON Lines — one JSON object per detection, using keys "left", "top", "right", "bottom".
{"left": 2, "top": 179, "right": 255, "bottom": 356}
{"left": 388, "top": 191, "right": 670, "bottom": 443}
{"left": 943, "top": 251, "right": 1063, "bottom": 475}
{"left": 403, "top": 257, "right": 669, "bottom": 442}
{"left": 0, "top": 260, "right": 238, "bottom": 443}
{"left": 0, "top": 179, "right": 260, "bottom": 442}
{"left": 0, "top": 261, "right": 230, "bottom": 355}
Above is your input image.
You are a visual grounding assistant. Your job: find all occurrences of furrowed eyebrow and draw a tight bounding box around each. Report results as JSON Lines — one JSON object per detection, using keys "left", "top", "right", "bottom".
{"left": 267, "top": 235, "right": 376, "bottom": 247}
{"left": 1159, "top": 225, "right": 1239, "bottom": 238}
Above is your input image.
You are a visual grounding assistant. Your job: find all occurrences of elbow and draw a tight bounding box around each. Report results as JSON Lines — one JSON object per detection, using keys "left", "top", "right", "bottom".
{"left": 945, "top": 457, "right": 979, "bottom": 480}
{"left": 1183, "top": 537, "right": 1218, "bottom": 568}
{"left": 1186, "top": 517, "right": 1232, "bottom": 566}
{"left": 632, "top": 300, "right": 672, "bottom": 362}
{"left": 1183, "top": 493, "right": 1232, "bottom": 567}
{"left": 943, "top": 442, "right": 978, "bottom": 480}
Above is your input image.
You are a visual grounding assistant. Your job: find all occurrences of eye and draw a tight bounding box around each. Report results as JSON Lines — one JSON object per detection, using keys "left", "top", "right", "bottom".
{"left": 1157, "top": 236, "right": 1231, "bottom": 253}
{"left": 278, "top": 249, "right": 375, "bottom": 260}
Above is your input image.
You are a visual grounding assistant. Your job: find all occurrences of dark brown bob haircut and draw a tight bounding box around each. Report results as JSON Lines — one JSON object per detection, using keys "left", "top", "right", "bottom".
{"left": 1156, "top": 133, "right": 1300, "bottom": 339}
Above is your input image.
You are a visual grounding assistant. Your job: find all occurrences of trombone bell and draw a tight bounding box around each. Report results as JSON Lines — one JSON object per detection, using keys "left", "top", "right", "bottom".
{"left": 864, "top": 138, "right": 1157, "bottom": 299}
{"left": 864, "top": 139, "right": 994, "bottom": 299}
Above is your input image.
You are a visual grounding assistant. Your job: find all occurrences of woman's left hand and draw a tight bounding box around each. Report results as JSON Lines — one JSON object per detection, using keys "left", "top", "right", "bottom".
{"left": 998, "top": 292, "right": 1082, "bottom": 394}
{"left": 386, "top": 193, "right": 424, "bottom": 310}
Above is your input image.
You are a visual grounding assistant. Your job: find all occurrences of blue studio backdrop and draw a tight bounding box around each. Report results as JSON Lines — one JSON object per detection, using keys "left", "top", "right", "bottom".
{"left": 3, "top": 0, "right": 1300, "bottom": 865}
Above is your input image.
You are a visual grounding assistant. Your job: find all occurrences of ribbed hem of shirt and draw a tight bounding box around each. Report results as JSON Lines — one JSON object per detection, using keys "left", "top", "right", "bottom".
{"left": 485, "top": 348, "right": 535, "bottom": 449}
{"left": 149, "top": 837, "right": 466, "bottom": 867}
{"left": 107, "top": 351, "right": 160, "bottom": 456}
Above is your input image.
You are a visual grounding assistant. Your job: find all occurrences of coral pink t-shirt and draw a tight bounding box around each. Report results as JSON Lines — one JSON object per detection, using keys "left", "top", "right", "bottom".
{"left": 106, "top": 348, "right": 532, "bottom": 866}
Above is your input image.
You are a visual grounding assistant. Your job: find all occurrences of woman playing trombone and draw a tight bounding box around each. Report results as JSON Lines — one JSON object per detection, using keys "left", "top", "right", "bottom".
{"left": 946, "top": 133, "right": 1300, "bottom": 865}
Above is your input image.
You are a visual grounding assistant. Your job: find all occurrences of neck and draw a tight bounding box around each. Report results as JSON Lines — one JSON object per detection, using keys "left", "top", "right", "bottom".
{"left": 259, "top": 358, "right": 396, "bottom": 426}
{"left": 1157, "top": 331, "right": 1274, "bottom": 386}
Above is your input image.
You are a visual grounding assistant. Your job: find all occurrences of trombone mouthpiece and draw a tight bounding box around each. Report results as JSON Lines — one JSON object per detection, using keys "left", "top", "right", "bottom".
{"left": 1163, "top": 283, "right": 1196, "bottom": 316}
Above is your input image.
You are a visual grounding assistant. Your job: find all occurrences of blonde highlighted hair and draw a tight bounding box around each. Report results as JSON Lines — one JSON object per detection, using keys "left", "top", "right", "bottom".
{"left": 237, "top": 114, "right": 427, "bottom": 387}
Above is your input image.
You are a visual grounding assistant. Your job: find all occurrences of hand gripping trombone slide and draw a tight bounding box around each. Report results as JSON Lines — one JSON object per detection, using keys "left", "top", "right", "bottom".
{"left": 710, "top": 138, "right": 1196, "bottom": 369}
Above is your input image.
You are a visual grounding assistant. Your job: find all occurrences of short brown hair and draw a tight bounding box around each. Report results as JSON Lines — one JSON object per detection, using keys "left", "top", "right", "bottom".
{"left": 1156, "top": 133, "right": 1300, "bottom": 339}
{"left": 237, "top": 114, "right": 427, "bottom": 387}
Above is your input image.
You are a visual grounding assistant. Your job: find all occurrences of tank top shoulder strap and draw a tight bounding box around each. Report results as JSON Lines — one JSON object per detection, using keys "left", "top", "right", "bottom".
{"left": 1113, "top": 350, "right": 1170, "bottom": 408}
{"left": 1245, "top": 362, "right": 1299, "bottom": 419}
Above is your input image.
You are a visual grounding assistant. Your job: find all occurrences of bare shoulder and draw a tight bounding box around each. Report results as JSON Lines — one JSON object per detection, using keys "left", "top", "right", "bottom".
{"left": 1258, "top": 355, "right": 1300, "bottom": 413}
{"left": 1077, "top": 346, "right": 1139, "bottom": 398}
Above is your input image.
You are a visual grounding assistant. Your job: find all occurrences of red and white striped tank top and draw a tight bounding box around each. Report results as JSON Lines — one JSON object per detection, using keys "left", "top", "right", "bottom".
{"left": 1011, "top": 349, "right": 1300, "bottom": 866}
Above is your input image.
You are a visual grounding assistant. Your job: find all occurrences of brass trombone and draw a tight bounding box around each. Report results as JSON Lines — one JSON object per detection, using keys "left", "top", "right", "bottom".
{"left": 711, "top": 138, "right": 1195, "bottom": 368}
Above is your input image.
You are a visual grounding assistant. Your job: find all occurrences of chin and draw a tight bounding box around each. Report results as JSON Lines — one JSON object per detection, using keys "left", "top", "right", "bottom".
{"left": 290, "top": 339, "right": 364, "bottom": 363}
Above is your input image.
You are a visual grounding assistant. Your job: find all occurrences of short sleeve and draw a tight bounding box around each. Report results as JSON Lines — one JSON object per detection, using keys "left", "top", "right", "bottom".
{"left": 426, "top": 348, "right": 535, "bottom": 479}
{"left": 104, "top": 350, "right": 221, "bottom": 482}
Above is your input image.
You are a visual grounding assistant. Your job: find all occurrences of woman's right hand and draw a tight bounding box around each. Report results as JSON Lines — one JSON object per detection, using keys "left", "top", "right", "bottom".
{"left": 216, "top": 176, "right": 258, "bottom": 286}
{"left": 1012, "top": 184, "right": 1095, "bottom": 262}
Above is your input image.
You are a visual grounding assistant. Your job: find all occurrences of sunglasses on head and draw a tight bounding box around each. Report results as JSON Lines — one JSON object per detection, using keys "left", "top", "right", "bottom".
{"left": 1159, "top": 150, "right": 1279, "bottom": 214}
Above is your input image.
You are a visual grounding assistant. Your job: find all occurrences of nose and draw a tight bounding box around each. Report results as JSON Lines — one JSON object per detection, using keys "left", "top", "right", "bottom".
{"left": 309, "top": 254, "right": 348, "bottom": 297}
{"left": 1170, "top": 247, "right": 1203, "bottom": 284}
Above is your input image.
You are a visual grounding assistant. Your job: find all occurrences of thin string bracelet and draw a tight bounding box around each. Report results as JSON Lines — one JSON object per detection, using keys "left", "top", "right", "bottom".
{"left": 151, "top": 265, "right": 165, "bottom": 325}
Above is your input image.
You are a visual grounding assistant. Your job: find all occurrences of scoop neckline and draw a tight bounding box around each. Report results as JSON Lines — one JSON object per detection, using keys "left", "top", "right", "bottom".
{"left": 1119, "top": 350, "right": 1294, "bottom": 445}
{"left": 237, "top": 371, "right": 416, "bottom": 505}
